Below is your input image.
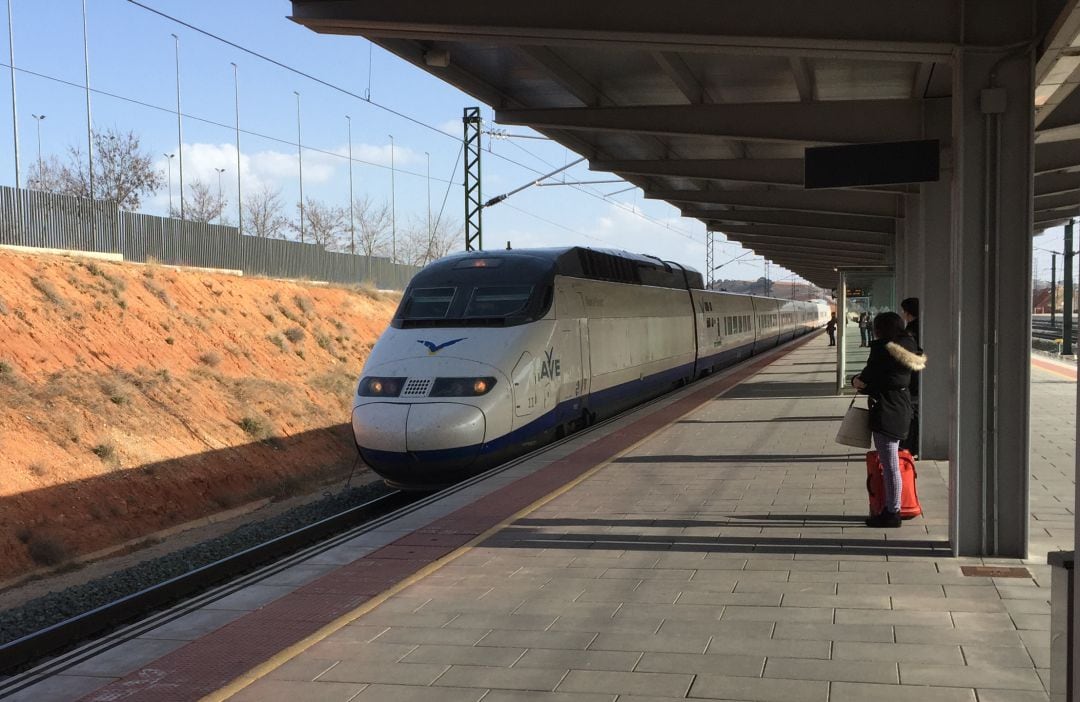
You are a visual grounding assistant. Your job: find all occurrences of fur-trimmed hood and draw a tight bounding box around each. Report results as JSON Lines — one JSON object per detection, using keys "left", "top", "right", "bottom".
{"left": 886, "top": 341, "right": 927, "bottom": 371}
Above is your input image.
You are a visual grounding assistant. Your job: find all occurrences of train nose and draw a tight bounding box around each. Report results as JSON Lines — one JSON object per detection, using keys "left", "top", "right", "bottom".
{"left": 352, "top": 402, "right": 488, "bottom": 481}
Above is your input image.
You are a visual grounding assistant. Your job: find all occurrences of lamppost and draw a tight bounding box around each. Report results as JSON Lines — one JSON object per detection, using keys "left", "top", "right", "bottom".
{"left": 346, "top": 115, "right": 355, "bottom": 255}
{"left": 388, "top": 133, "right": 396, "bottom": 263}
{"left": 82, "top": 0, "right": 93, "bottom": 208}
{"left": 231, "top": 61, "right": 241, "bottom": 234}
{"left": 294, "top": 90, "right": 304, "bottom": 242}
{"left": 172, "top": 32, "right": 184, "bottom": 218}
{"left": 425, "top": 151, "right": 431, "bottom": 244}
{"left": 8, "top": 0, "right": 20, "bottom": 189}
{"left": 214, "top": 167, "right": 226, "bottom": 224}
{"left": 164, "top": 152, "right": 174, "bottom": 214}
{"left": 31, "top": 113, "right": 44, "bottom": 184}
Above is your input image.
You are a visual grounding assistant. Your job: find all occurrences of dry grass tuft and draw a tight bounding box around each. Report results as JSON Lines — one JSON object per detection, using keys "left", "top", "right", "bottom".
{"left": 237, "top": 414, "right": 273, "bottom": 439}
{"left": 31, "top": 276, "right": 67, "bottom": 308}
{"left": 198, "top": 350, "right": 223, "bottom": 367}
{"left": 91, "top": 442, "right": 116, "bottom": 461}
{"left": 284, "top": 326, "right": 305, "bottom": 344}
{"left": 293, "top": 294, "right": 315, "bottom": 316}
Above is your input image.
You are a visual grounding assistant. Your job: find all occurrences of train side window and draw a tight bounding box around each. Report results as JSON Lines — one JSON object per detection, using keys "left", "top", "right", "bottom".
{"left": 400, "top": 287, "right": 456, "bottom": 319}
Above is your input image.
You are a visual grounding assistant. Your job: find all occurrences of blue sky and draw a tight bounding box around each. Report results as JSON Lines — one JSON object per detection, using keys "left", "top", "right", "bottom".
{"left": 10, "top": 0, "right": 1035, "bottom": 291}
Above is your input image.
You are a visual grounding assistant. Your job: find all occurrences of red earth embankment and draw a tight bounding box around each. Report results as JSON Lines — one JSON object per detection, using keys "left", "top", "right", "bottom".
{"left": 0, "top": 250, "right": 397, "bottom": 579}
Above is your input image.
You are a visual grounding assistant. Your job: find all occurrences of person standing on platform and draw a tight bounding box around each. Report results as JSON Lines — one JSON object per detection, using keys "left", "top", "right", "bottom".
{"left": 858, "top": 312, "right": 870, "bottom": 346}
{"left": 900, "top": 298, "right": 921, "bottom": 456}
{"left": 852, "top": 312, "right": 926, "bottom": 528}
{"left": 826, "top": 313, "right": 837, "bottom": 346}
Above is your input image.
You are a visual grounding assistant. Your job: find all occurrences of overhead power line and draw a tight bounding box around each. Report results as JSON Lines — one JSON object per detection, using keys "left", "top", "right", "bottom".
{"left": 123, "top": 0, "right": 704, "bottom": 247}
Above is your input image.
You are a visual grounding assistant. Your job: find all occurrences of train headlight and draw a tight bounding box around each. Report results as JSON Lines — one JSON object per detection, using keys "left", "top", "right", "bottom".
{"left": 430, "top": 377, "right": 497, "bottom": 397}
{"left": 358, "top": 376, "right": 406, "bottom": 397}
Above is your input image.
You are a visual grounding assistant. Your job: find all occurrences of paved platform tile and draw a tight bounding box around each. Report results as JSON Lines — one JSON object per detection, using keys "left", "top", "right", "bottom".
{"left": 514, "top": 648, "right": 640, "bottom": 671}
{"left": 688, "top": 673, "right": 829, "bottom": 702}
{"left": 899, "top": 663, "right": 1046, "bottom": 690}
{"left": 634, "top": 651, "right": 764, "bottom": 677}
{"left": 764, "top": 657, "right": 898, "bottom": 684}
{"left": 433, "top": 665, "right": 568, "bottom": 692}
{"left": 558, "top": 669, "right": 693, "bottom": 697}
{"left": 829, "top": 682, "right": 976, "bottom": 702}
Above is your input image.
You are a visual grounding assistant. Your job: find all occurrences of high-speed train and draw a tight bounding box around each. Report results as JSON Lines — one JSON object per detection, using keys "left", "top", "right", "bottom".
{"left": 353, "top": 247, "right": 829, "bottom": 489}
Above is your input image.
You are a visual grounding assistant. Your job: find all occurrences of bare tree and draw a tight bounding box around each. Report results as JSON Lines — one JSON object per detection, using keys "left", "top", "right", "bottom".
{"left": 242, "top": 184, "right": 290, "bottom": 238}
{"left": 179, "top": 179, "right": 227, "bottom": 224}
{"left": 351, "top": 195, "right": 391, "bottom": 259}
{"left": 26, "top": 155, "right": 66, "bottom": 193}
{"left": 46, "top": 127, "right": 163, "bottom": 210}
{"left": 398, "top": 214, "right": 462, "bottom": 267}
{"left": 293, "top": 198, "right": 347, "bottom": 249}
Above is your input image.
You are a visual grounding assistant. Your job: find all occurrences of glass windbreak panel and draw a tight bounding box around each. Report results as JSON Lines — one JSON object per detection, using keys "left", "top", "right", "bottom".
{"left": 400, "top": 287, "right": 456, "bottom": 319}
{"left": 465, "top": 285, "right": 533, "bottom": 318}
{"left": 838, "top": 270, "right": 895, "bottom": 394}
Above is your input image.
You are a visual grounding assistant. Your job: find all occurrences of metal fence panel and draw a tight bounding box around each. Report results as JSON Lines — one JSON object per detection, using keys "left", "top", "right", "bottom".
{"left": 0, "top": 186, "right": 418, "bottom": 289}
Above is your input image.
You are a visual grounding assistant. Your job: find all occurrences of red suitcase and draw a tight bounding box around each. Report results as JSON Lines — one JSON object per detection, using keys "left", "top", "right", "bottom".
{"left": 866, "top": 449, "right": 922, "bottom": 519}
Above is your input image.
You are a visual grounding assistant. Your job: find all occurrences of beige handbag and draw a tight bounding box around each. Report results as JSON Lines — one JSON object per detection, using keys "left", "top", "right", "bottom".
{"left": 835, "top": 395, "right": 871, "bottom": 448}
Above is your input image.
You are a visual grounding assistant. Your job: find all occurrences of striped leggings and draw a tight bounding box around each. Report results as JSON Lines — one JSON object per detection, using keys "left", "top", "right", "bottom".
{"left": 873, "top": 431, "right": 902, "bottom": 514}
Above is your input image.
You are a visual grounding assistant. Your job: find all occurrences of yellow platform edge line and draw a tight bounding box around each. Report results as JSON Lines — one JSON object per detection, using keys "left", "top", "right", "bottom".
{"left": 203, "top": 333, "right": 811, "bottom": 701}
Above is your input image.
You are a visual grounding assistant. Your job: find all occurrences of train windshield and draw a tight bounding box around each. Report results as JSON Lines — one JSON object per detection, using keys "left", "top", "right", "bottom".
{"left": 394, "top": 255, "right": 554, "bottom": 328}
{"left": 465, "top": 286, "right": 533, "bottom": 317}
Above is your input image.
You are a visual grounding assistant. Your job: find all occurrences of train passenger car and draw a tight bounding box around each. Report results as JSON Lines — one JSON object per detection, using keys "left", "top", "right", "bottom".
{"left": 352, "top": 247, "right": 827, "bottom": 490}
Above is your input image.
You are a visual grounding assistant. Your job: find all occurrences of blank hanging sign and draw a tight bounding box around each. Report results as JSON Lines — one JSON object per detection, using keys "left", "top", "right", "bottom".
{"left": 804, "top": 139, "right": 940, "bottom": 189}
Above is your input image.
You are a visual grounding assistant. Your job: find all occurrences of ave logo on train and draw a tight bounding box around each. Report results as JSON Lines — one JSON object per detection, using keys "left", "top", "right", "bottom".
{"left": 537, "top": 347, "right": 561, "bottom": 380}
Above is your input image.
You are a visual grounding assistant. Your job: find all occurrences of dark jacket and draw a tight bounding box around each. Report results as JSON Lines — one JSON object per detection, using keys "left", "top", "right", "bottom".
{"left": 853, "top": 336, "right": 926, "bottom": 440}
{"left": 826, "top": 318, "right": 837, "bottom": 333}
{"left": 905, "top": 318, "right": 921, "bottom": 397}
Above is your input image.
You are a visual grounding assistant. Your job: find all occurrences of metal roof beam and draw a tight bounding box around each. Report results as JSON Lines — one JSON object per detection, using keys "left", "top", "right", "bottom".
{"left": 686, "top": 207, "right": 895, "bottom": 234}
{"left": 496, "top": 100, "right": 925, "bottom": 144}
{"left": 729, "top": 233, "right": 889, "bottom": 254}
{"left": 1035, "top": 191, "right": 1080, "bottom": 212}
{"left": 647, "top": 187, "right": 902, "bottom": 218}
{"left": 1035, "top": 138, "right": 1080, "bottom": 174}
{"left": 1035, "top": 170, "right": 1080, "bottom": 198}
{"left": 789, "top": 58, "right": 815, "bottom": 101}
{"left": 592, "top": 158, "right": 804, "bottom": 185}
{"left": 710, "top": 222, "right": 893, "bottom": 246}
{"left": 741, "top": 245, "right": 886, "bottom": 265}
{"left": 289, "top": 0, "right": 971, "bottom": 61}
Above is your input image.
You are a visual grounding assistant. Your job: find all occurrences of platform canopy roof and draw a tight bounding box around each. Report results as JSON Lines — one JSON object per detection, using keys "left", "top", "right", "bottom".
{"left": 290, "top": 0, "right": 1080, "bottom": 288}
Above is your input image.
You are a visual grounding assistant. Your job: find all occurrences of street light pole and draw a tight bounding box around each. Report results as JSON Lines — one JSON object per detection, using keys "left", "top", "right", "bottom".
{"left": 215, "top": 167, "right": 225, "bottom": 224}
{"left": 425, "top": 151, "right": 431, "bottom": 244}
{"left": 7, "top": 0, "right": 20, "bottom": 189}
{"left": 346, "top": 115, "right": 355, "bottom": 255}
{"left": 81, "top": 0, "right": 93, "bottom": 206}
{"left": 294, "top": 90, "right": 304, "bottom": 243}
{"left": 172, "top": 32, "right": 184, "bottom": 218}
{"left": 164, "top": 153, "right": 174, "bottom": 214}
{"left": 231, "top": 61, "right": 241, "bottom": 234}
{"left": 31, "top": 113, "right": 44, "bottom": 183}
{"left": 388, "top": 133, "right": 396, "bottom": 263}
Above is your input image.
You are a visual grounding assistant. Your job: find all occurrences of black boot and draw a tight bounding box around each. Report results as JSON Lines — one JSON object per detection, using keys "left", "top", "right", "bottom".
{"left": 866, "top": 511, "right": 901, "bottom": 528}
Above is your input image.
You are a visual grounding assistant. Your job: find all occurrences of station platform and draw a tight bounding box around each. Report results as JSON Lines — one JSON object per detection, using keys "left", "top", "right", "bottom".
{"left": 11, "top": 333, "right": 1072, "bottom": 702}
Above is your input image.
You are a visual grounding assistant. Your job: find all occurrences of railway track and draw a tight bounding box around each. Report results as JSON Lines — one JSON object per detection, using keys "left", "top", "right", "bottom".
{"left": 1032, "top": 318, "right": 1077, "bottom": 342}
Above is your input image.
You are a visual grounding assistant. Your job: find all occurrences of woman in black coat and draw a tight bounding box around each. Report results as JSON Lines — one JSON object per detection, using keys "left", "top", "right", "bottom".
{"left": 852, "top": 312, "right": 926, "bottom": 528}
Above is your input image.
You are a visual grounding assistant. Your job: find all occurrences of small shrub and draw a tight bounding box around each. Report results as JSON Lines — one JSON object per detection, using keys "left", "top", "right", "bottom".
{"left": 199, "top": 351, "right": 223, "bottom": 367}
{"left": 15, "top": 527, "right": 31, "bottom": 544}
{"left": 142, "top": 279, "right": 174, "bottom": 308}
{"left": 332, "top": 319, "right": 344, "bottom": 330}
{"left": 284, "top": 326, "right": 305, "bottom": 344}
{"left": 293, "top": 295, "right": 315, "bottom": 316}
{"left": 84, "top": 261, "right": 103, "bottom": 277}
{"left": 27, "top": 534, "right": 71, "bottom": 567}
{"left": 117, "top": 298, "right": 127, "bottom": 310}
{"left": 278, "top": 306, "right": 301, "bottom": 324}
{"left": 267, "top": 333, "right": 286, "bottom": 351}
{"left": 210, "top": 487, "right": 242, "bottom": 510}
{"left": 0, "top": 295, "right": 8, "bottom": 315}
{"left": 295, "top": 349, "right": 306, "bottom": 360}
{"left": 31, "top": 277, "right": 66, "bottom": 307}
{"left": 88, "top": 503, "right": 106, "bottom": 521}
{"left": 270, "top": 291, "right": 281, "bottom": 303}
{"left": 143, "top": 266, "right": 155, "bottom": 279}
{"left": 28, "top": 462, "right": 48, "bottom": 477}
{"left": 314, "top": 332, "right": 333, "bottom": 352}
{"left": 156, "top": 368, "right": 172, "bottom": 383}
{"left": 165, "top": 336, "right": 175, "bottom": 345}
{"left": 0, "top": 360, "right": 12, "bottom": 375}
{"left": 237, "top": 414, "right": 272, "bottom": 439}
{"left": 262, "top": 310, "right": 275, "bottom": 323}
{"left": 91, "top": 443, "right": 115, "bottom": 460}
